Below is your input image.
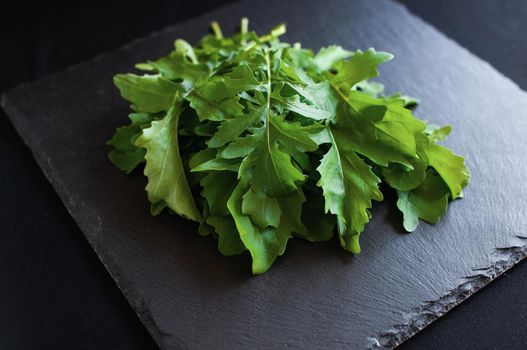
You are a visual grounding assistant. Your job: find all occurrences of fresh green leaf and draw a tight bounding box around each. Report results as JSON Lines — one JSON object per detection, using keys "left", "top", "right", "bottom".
{"left": 330, "top": 48, "right": 393, "bottom": 91}
{"left": 353, "top": 80, "right": 385, "bottom": 98}
{"left": 108, "top": 19, "right": 470, "bottom": 274}
{"left": 242, "top": 187, "right": 281, "bottom": 228}
{"left": 397, "top": 170, "right": 450, "bottom": 231}
{"left": 191, "top": 156, "right": 240, "bottom": 173}
{"left": 286, "top": 81, "right": 337, "bottom": 117}
{"left": 107, "top": 113, "right": 154, "bottom": 173}
{"left": 427, "top": 143, "right": 470, "bottom": 199}
{"left": 252, "top": 140, "right": 305, "bottom": 196}
{"left": 114, "top": 74, "right": 181, "bottom": 113}
{"left": 135, "top": 102, "right": 201, "bottom": 221}
{"left": 206, "top": 216, "right": 246, "bottom": 255}
{"left": 227, "top": 181, "right": 290, "bottom": 274}
{"left": 382, "top": 134, "right": 429, "bottom": 191}
{"left": 207, "top": 103, "right": 265, "bottom": 148}
{"left": 299, "top": 188, "right": 336, "bottom": 242}
{"left": 314, "top": 45, "right": 353, "bottom": 71}
{"left": 201, "top": 171, "right": 238, "bottom": 216}
{"left": 147, "top": 52, "right": 209, "bottom": 90}
{"left": 317, "top": 130, "right": 383, "bottom": 252}
{"left": 271, "top": 84, "right": 332, "bottom": 120}
{"left": 428, "top": 125, "right": 452, "bottom": 142}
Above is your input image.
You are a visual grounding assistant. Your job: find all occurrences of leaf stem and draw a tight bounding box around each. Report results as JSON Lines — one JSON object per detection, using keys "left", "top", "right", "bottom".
{"left": 260, "top": 24, "right": 286, "bottom": 43}
{"left": 241, "top": 17, "right": 249, "bottom": 45}
{"left": 210, "top": 21, "right": 223, "bottom": 39}
{"left": 327, "top": 129, "right": 345, "bottom": 189}
{"left": 264, "top": 48, "right": 272, "bottom": 151}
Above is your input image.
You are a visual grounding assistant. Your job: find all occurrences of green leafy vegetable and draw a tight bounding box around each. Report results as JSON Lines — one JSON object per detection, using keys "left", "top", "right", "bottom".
{"left": 108, "top": 19, "right": 470, "bottom": 274}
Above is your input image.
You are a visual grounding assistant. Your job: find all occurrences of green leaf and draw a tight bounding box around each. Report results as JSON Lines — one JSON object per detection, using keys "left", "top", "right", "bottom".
{"left": 206, "top": 216, "right": 246, "bottom": 255}
{"left": 220, "top": 129, "right": 263, "bottom": 159}
{"left": 191, "top": 157, "right": 240, "bottom": 173}
{"left": 242, "top": 187, "right": 281, "bottom": 228}
{"left": 188, "top": 148, "right": 216, "bottom": 169}
{"left": 174, "top": 39, "right": 198, "bottom": 63}
{"left": 185, "top": 92, "right": 245, "bottom": 121}
{"left": 278, "top": 188, "right": 308, "bottom": 236}
{"left": 227, "top": 181, "right": 290, "bottom": 274}
{"left": 299, "top": 189, "right": 336, "bottom": 242}
{"left": 185, "top": 63, "right": 262, "bottom": 121}
{"left": 107, "top": 113, "right": 153, "bottom": 173}
{"left": 225, "top": 50, "right": 317, "bottom": 197}
{"left": 207, "top": 103, "right": 265, "bottom": 148}
{"left": 200, "top": 64, "right": 262, "bottom": 100}
{"left": 198, "top": 202, "right": 214, "bottom": 236}
{"left": 388, "top": 93, "right": 419, "bottom": 109}
{"left": 271, "top": 83, "right": 332, "bottom": 120}
{"left": 286, "top": 46, "right": 318, "bottom": 73}
{"left": 313, "top": 45, "right": 353, "bottom": 71}
{"left": 114, "top": 74, "right": 182, "bottom": 113}
{"left": 332, "top": 112, "right": 413, "bottom": 167}
{"left": 252, "top": 140, "right": 305, "bottom": 196}
{"left": 382, "top": 134, "right": 429, "bottom": 191}
{"left": 397, "top": 170, "right": 450, "bottom": 231}
{"left": 427, "top": 143, "right": 470, "bottom": 199}
{"left": 270, "top": 114, "right": 319, "bottom": 153}
{"left": 201, "top": 171, "right": 238, "bottom": 216}
{"left": 347, "top": 91, "right": 425, "bottom": 156}
{"left": 286, "top": 81, "right": 337, "bottom": 117}
{"left": 135, "top": 102, "right": 201, "bottom": 221}
{"left": 328, "top": 89, "right": 422, "bottom": 168}
{"left": 148, "top": 51, "right": 209, "bottom": 90}
{"left": 428, "top": 125, "right": 452, "bottom": 142}
{"left": 281, "top": 60, "right": 315, "bottom": 86}
{"left": 317, "top": 130, "right": 383, "bottom": 252}
{"left": 353, "top": 80, "right": 385, "bottom": 98}
{"left": 330, "top": 48, "right": 393, "bottom": 91}
{"left": 236, "top": 120, "right": 311, "bottom": 198}
{"left": 109, "top": 20, "right": 470, "bottom": 274}
{"left": 350, "top": 92, "right": 425, "bottom": 131}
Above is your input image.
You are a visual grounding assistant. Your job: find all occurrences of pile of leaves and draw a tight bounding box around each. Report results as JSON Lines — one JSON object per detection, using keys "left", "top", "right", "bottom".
{"left": 108, "top": 19, "right": 470, "bottom": 274}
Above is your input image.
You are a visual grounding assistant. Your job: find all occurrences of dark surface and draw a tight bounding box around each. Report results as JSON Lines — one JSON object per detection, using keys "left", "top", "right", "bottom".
{"left": 1, "top": 0, "right": 526, "bottom": 349}
{"left": 395, "top": 2, "right": 527, "bottom": 347}
{"left": 401, "top": 0, "right": 527, "bottom": 91}
{"left": 0, "top": 2, "right": 233, "bottom": 350}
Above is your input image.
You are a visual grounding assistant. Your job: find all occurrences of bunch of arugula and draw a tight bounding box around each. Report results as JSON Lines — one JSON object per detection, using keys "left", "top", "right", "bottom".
{"left": 108, "top": 19, "right": 470, "bottom": 274}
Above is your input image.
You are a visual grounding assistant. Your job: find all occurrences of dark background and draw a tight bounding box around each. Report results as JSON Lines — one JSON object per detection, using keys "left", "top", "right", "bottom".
{"left": 1, "top": 0, "right": 525, "bottom": 348}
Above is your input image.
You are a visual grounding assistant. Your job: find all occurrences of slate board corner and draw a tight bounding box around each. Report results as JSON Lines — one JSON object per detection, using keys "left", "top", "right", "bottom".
{"left": 368, "top": 242, "right": 527, "bottom": 349}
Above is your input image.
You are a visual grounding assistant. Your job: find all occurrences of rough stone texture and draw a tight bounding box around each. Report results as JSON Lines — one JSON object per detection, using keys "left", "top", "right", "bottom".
{"left": 2, "top": 0, "right": 526, "bottom": 348}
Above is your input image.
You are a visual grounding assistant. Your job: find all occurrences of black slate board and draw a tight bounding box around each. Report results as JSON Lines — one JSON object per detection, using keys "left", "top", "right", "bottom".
{"left": 2, "top": 0, "right": 526, "bottom": 348}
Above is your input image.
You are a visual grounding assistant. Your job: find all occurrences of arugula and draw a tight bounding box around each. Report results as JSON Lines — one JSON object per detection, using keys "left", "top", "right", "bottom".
{"left": 108, "top": 19, "right": 470, "bottom": 274}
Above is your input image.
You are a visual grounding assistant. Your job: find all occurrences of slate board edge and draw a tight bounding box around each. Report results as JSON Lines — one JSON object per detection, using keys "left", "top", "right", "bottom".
{"left": 0, "top": 96, "right": 173, "bottom": 350}
{"left": 368, "top": 244, "right": 527, "bottom": 349}
{"left": 0, "top": 5, "right": 239, "bottom": 350}
{"left": 1, "top": 0, "right": 527, "bottom": 348}
{"left": 369, "top": 2, "right": 527, "bottom": 346}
